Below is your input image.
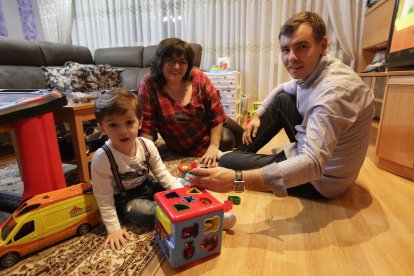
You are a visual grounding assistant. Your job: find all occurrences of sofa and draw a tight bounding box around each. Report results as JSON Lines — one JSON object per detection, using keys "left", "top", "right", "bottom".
{"left": 0, "top": 36, "right": 202, "bottom": 91}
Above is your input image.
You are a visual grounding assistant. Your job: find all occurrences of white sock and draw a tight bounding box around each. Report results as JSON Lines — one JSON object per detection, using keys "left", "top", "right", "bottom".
{"left": 271, "top": 147, "right": 283, "bottom": 155}
{"left": 223, "top": 212, "right": 237, "bottom": 229}
{"left": 217, "top": 150, "right": 232, "bottom": 161}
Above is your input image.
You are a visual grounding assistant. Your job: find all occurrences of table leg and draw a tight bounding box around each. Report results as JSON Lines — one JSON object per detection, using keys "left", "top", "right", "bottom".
{"left": 67, "top": 115, "right": 90, "bottom": 182}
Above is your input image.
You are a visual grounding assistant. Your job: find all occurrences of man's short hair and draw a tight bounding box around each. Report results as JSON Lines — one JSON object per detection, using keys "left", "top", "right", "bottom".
{"left": 279, "top": 11, "right": 326, "bottom": 43}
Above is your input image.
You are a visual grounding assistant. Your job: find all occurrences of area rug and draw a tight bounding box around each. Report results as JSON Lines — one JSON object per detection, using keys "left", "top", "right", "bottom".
{"left": 0, "top": 146, "right": 197, "bottom": 275}
{"left": 0, "top": 224, "right": 163, "bottom": 276}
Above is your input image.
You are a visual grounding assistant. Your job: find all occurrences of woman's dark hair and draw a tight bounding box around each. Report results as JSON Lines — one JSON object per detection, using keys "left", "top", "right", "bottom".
{"left": 150, "top": 38, "right": 195, "bottom": 85}
{"left": 279, "top": 11, "right": 326, "bottom": 43}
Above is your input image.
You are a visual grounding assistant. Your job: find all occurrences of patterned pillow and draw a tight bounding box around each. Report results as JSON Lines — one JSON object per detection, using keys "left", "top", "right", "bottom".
{"left": 41, "top": 62, "right": 123, "bottom": 92}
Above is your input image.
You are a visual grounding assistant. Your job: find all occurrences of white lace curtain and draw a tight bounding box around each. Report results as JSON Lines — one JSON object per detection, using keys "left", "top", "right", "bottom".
{"left": 37, "top": 0, "right": 73, "bottom": 43}
{"left": 38, "top": 0, "right": 367, "bottom": 100}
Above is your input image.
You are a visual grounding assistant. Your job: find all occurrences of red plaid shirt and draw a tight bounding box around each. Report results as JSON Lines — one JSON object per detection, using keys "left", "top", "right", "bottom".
{"left": 138, "top": 68, "right": 227, "bottom": 156}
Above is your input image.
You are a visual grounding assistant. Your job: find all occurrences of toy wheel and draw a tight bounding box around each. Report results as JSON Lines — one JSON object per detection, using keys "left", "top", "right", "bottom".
{"left": 1, "top": 252, "right": 19, "bottom": 268}
{"left": 77, "top": 223, "right": 91, "bottom": 236}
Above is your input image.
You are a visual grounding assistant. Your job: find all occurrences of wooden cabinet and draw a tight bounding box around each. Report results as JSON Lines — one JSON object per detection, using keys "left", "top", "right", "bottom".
{"left": 360, "top": 74, "right": 387, "bottom": 123}
{"left": 376, "top": 74, "right": 414, "bottom": 180}
{"left": 358, "top": 0, "right": 414, "bottom": 180}
{"left": 358, "top": 0, "right": 393, "bottom": 137}
{"left": 358, "top": 0, "right": 394, "bottom": 73}
{"left": 359, "top": 74, "right": 387, "bottom": 146}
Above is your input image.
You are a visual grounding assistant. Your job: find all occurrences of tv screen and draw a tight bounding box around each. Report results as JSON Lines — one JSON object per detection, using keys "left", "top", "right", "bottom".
{"left": 386, "top": 0, "right": 414, "bottom": 69}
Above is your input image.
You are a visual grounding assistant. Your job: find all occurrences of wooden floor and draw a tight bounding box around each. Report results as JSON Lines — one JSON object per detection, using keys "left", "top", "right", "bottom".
{"left": 155, "top": 132, "right": 414, "bottom": 275}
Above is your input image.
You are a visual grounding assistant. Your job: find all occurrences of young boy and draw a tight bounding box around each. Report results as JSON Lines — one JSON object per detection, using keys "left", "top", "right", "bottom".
{"left": 91, "top": 88, "right": 183, "bottom": 251}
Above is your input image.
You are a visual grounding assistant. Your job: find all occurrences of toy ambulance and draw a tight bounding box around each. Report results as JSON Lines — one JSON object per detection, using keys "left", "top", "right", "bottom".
{"left": 0, "top": 182, "right": 100, "bottom": 268}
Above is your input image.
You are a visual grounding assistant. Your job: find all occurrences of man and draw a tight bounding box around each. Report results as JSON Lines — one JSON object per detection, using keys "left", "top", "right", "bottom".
{"left": 189, "top": 11, "right": 374, "bottom": 199}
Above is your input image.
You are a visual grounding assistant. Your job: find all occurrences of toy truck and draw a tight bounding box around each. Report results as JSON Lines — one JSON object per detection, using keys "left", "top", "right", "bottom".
{"left": 154, "top": 186, "right": 225, "bottom": 268}
{"left": 0, "top": 182, "right": 100, "bottom": 267}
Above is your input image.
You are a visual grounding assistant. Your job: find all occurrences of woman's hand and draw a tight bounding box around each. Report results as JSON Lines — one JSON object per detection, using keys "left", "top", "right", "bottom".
{"left": 105, "top": 228, "right": 130, "bottom": 251}
{"left": 200, "top": 144, "right": 219, "bottom": 166}
{"left": 189, "top": 167, "right": 235, "bottom": 193}
{"left": 243, "top": 114, "right": 261, "bottom": 145}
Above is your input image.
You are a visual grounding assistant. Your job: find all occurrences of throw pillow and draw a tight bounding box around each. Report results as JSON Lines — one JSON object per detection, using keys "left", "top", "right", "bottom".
{"left": 41, "top": 62, "right": 123, "bottom": 92}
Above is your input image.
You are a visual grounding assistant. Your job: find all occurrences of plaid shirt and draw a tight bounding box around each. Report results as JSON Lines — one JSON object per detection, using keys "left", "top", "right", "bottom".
{"left": 138, "top": 68, "right": 227, "bottom": 156}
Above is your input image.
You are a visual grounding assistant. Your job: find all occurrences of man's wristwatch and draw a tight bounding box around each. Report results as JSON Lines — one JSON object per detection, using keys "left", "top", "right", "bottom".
{"left": 234, "top": 170, "right": 245, "bottom": 192}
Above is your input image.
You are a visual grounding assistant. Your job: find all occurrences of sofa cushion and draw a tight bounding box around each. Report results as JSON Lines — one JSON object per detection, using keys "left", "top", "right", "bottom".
{"left": 94, "top": 47, "right": 145, "bottom": 67}
{"left": 37, "top": 41, "right": 93, "bottom": 66}
{"left": 116, "top": 67, "right": 149, "bottom": 91}
{"left": 41, "top": 62, "right": 123, "bottom": 92}
{"left": 0, "top": 66, "right": 47, "bottom": 89}
{"left": 0, "top": 37, "right": 45, "bottom": 66}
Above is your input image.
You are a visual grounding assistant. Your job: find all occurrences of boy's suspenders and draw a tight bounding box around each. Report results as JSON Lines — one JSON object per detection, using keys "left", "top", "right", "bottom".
{"left": 101, "top": 137, "right": 150, "bottom": 197}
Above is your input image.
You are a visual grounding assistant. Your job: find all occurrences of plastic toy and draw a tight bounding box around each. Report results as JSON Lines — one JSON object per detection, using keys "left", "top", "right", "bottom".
{"left": 227, "top": 195, "right": 241, "bottom": 205}
{"left": 0, "top": 182, "right": 100, "bottom": 268}
{"left": 154, "top": 186, "right": 230, "bottom": 268}
{"left": 0, "top": 89, "right": 68, "bottom": 203}
{"left": 178, "top": 162, "right": 216, "bottom": 186}
{"left": 249, "top": 101, "right": 262, "bottom": 117}
{"left": 178, "top": 161, "right": 198, "bottom": 177}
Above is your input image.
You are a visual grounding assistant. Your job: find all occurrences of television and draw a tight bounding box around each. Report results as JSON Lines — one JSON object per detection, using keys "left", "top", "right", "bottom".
{"left": 386, "top": 0, "right": 414, "bottom": 70}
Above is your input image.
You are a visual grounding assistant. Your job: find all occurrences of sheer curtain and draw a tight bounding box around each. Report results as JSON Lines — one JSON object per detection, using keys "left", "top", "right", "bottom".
{"left": 41, "top": 0, "right": 366, "bottom": 100}
{"left": 37, "top": 0, "right": 72, "bottom": 43}
{"left": 325, "top": 0, "right": 366, "bottom": 69}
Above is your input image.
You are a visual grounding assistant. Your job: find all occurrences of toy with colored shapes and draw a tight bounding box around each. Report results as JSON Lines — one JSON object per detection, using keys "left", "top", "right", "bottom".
{"left": 178, "top": 162, "right": 198, "bottom": 182}
{"left": 154, "top": 186, "right": 226, "bottom": 268}
{"left": 178, "top": 162, "right": 215, "bottom": 186}
{"left": 0, "top": 182, "right": 100, "bottom": 268}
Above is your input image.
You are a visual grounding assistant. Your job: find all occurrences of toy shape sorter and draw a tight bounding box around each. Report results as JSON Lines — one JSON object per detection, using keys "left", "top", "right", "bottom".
{"left": 154, "top": 186, "right": 230, "bottom": 268}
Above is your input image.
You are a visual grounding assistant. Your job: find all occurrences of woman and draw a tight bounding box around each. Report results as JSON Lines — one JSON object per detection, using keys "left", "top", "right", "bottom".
{"left": 138, "top": 38, "right": 243, "bottom": 165}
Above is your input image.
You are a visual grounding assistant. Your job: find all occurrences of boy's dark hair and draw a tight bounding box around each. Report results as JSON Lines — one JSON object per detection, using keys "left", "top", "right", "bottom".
{"left": 94, "top": 88, "right": 142, "bottom": 123}
{"left": 279, "top": 11, "right": 326, "bottom": 43}
{"left": 150, "top": 37, "right": 195, "bottom": 85}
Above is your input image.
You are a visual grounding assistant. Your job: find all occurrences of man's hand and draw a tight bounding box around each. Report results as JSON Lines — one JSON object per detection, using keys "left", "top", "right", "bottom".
{"left": 188, "top": 167, "right": 234, "bottom": 193}
{"left": 243, "top": 114, "right": 261, "bottom": 145}
{"left": 105, "top": 228, "right": 130, "bottom": 251}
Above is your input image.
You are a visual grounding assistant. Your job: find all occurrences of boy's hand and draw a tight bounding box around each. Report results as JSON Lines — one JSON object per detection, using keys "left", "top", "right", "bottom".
{"left": 105, "top": 228, "right": 130, "bottom": 251}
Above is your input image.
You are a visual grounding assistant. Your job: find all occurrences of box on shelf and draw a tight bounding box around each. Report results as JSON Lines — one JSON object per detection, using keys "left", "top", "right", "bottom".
{"left": 206, "top": 71, "right": 242, "bottom": 124}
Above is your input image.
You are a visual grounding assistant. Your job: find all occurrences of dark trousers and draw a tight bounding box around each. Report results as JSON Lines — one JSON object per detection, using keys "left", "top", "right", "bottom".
{"left": 220, "top": 117, "right": 244, "bottom": 151}
{"left": 219, "top": 92, "right": 325, "bottom": 199}
{"left": 114, "top": 175, "right": 165, "bottom": 227}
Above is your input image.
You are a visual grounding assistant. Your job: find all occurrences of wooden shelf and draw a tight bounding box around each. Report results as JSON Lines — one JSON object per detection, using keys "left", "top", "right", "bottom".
{"left": 62, "top": 152, "right": 94, "bottom": 165}
{"left": 359, "top": 0, "right": 394, "bottom": 73}
{"left": 53, "top": 103, "right": 96, "bottom": 183}
{"left": 385, "top": 70, "right": 414, "bottom": 76}
{"left": 358, "top": 72, "right": 387, "bottom": 77}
